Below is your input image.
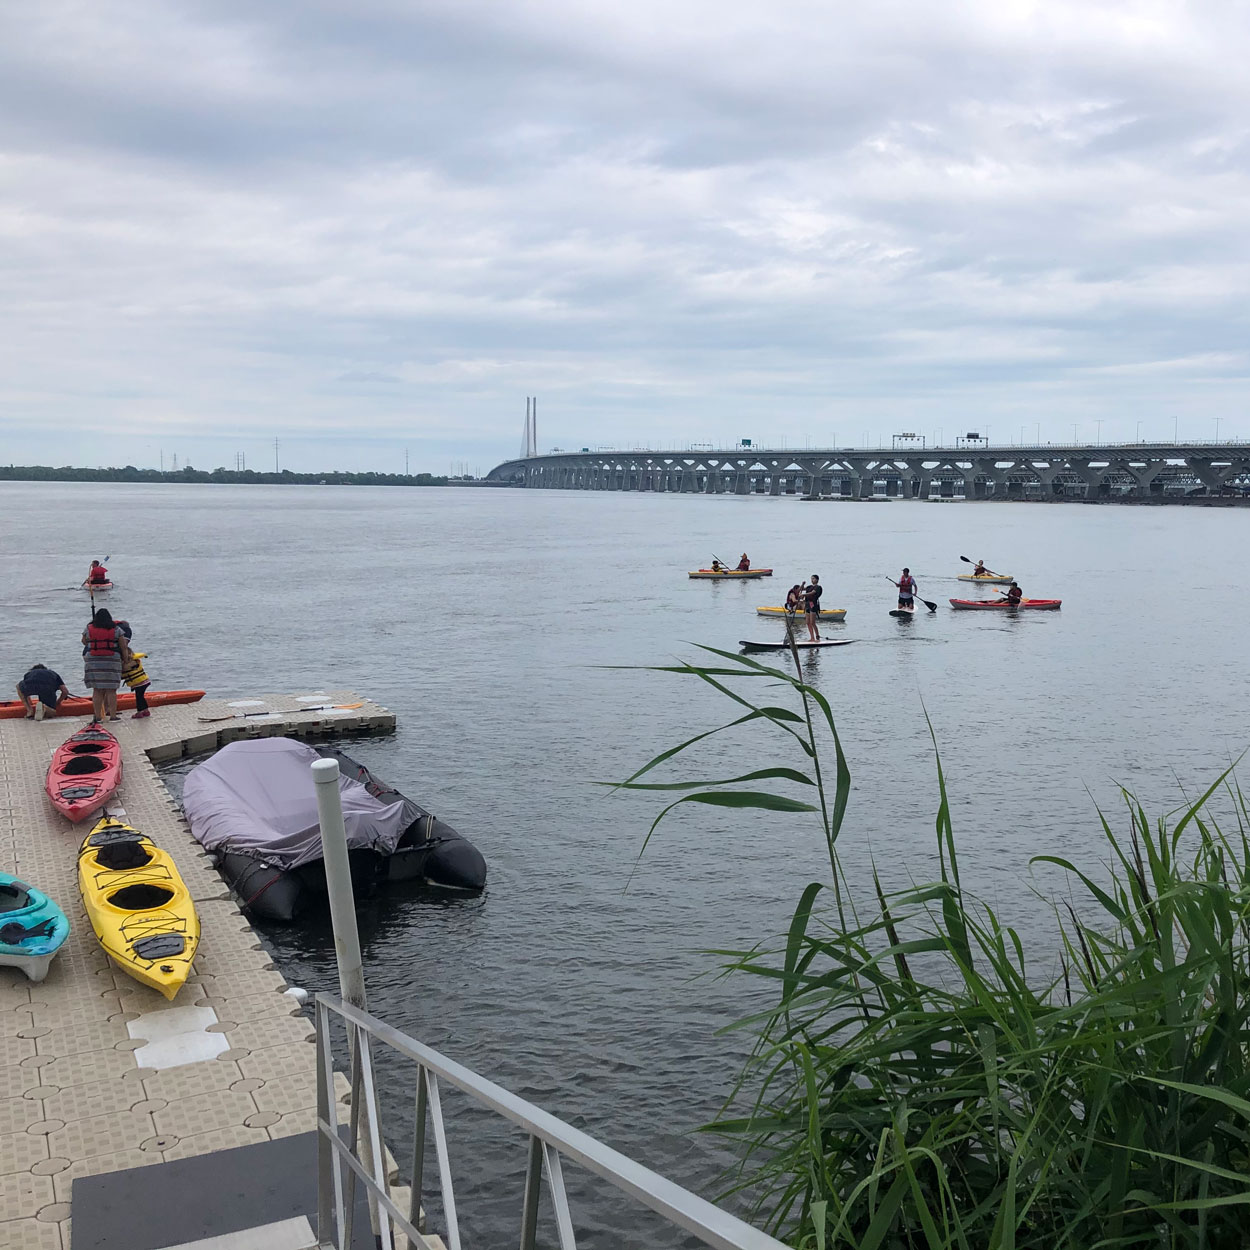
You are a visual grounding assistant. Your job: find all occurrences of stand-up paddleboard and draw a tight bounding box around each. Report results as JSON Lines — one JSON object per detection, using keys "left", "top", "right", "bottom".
{"left": 889, "top": 608, "right": 916, "bottom": 618}
{"left": 739, "top": 639, "right": 854, "bottom": 651}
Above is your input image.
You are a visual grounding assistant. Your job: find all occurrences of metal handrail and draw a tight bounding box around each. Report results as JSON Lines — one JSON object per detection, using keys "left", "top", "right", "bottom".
{"left": 313, "top": 993, "right": 789, "bottom": 1250}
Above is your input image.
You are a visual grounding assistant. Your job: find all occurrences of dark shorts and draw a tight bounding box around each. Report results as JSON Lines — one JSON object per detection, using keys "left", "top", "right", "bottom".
{"left": 898, "top": 595, "right": 914, "bottom": 606}
{"left": 18, "top": 684, "right": 60, "bottom": 709}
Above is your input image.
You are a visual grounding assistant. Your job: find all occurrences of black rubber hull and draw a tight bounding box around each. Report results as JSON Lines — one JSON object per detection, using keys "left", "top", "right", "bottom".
{"left": 214, "top": 751, "right": 488, "bottom": 922}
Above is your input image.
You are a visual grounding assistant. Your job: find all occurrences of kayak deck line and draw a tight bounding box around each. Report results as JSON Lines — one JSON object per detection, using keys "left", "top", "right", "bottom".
{"left": 0, "top": 689, "right": 399, "bottom": 1239}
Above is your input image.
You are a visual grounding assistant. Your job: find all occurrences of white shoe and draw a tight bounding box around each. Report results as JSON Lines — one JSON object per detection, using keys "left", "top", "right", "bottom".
{"left": 33, "top": 703, "right": 45, "bottom": 722}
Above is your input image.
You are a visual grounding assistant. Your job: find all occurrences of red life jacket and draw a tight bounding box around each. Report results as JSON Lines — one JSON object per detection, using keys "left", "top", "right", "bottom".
{"left": 738, "top": 558, "right": 750, "bottom": 570}
{"left": 899, "top": 575, "right": 915, "bottom": 594}
{"left": 89, "top": 567, "right": 108, "bottom": 583}
{"left": 86, "top": 625, "right": 119, "bottom": 657}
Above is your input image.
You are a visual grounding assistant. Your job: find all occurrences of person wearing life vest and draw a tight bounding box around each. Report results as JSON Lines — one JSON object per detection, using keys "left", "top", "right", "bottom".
{"left": 737, "top": 554, "right": 751, "bottom": 571}
{"left": 1004, "top": 582, "right": 1023, "bottom": 606}
{"left": 973, "top": 560, "right": 988, "bottom": 578}
{"left": 85, "top": 559, "right": 109, "bottom": 586}
{"left": 710, "top": 558, "right": 723, "bottom": 572}
{"left": 785, "top": 584, "right": 804, "bottom": 614}
{"left": 115, "top": 620, "right": 153, "bottom": 719}
{"left": 897, "top": 568, "right": 918, "bottom": 610}
{"left": 81, "top": 607, "right": 131, "bottom": 723}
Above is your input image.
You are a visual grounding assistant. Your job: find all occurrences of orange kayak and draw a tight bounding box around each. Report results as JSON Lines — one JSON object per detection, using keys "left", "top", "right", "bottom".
{"left": 0, "top": 690, "right": 206, "bottom": 720}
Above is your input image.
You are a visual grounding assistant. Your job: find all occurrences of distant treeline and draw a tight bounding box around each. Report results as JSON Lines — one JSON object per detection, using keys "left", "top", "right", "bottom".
{"left": 0, "top": 465, "right": 450, "bottom": 487}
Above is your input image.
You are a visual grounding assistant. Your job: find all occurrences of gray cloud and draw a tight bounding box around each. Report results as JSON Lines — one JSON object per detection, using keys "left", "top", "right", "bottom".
{"left": 1, "top": 0, "right": 1248, "bottom": 472}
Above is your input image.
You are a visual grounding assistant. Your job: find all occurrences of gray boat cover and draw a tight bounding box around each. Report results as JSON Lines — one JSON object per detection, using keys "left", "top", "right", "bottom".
{"left": 182, "top": 738, "right": 411, "bottom": 869}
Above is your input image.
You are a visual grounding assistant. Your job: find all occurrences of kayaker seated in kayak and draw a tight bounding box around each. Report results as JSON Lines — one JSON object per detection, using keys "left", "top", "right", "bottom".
{"left": 1004, "top": 582, "right": 1023, "bottom": 605}
{"left": 785, "top": 584, "right": 804, "bottom": 613}
{"left": 973, "top": 560, "right": 988, "bottom": 577}
{"left": 85, "top": 559, "right": 108, "bottom": 585}
{"left": 737, "top": 554, "right": 751, "bottom": 571}
{"left": 710, "top": 559, "right": 724, "bottom": 572}
{"left": 16, "top": 664, "right": 73, "bottom": 721}
{"left": 897, "top": 568, "right": 917, "bottom": 608}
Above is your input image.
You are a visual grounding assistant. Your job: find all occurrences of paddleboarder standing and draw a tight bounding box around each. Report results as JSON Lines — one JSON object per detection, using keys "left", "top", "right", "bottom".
{"left": 804, "top": 574, "right": 823, "bottom": 640}
{"left": 897, "top": 568, "right": 918, "bottom": 611}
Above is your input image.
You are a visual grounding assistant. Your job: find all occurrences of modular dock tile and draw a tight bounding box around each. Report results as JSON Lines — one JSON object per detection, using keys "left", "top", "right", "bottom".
{"left": 0, "top": 691, "right": 394, "bottom": 1237}
{"left": 0, "top": 1214, "right": 62, "bottom": 1249}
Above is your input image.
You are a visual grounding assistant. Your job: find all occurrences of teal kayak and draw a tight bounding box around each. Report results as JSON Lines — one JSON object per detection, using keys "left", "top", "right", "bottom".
{"left": 0, "top": 874, "right": 70, "bottom": 982}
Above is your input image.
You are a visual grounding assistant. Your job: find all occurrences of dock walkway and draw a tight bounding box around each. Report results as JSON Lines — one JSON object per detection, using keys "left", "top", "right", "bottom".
{"left": 0, "top": 692, "right": 394, "bottom": 1249}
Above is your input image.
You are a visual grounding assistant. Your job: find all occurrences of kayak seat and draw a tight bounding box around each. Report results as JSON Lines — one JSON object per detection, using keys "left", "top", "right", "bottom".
{"left": 69, "top": 742, "right": 110, "bottom": 755}
{"left": 108, "top": 883, "right": 174, "bottom": 910}
{"left": 62, "top": 756, "right": 108, "bottom": 776}
{"left": 0, "top": 883, "right": 30, "bottom": 913}
{"left": 94, "top": 841, "right": 152, "bottom": 871}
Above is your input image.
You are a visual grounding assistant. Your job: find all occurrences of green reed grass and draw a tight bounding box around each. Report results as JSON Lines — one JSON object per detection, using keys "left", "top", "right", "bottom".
{"left": 609, "top": 642, "right": 1250, "bottom": 1249}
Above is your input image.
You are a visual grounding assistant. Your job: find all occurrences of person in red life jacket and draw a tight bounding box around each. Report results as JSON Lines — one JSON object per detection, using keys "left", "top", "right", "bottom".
{"left": 1004, "top": 582, "right": 1023, "bottom": 606}
{"left": 785, "top": 583, "right": 804, "bottom": 613}
{"left": 803, "top": 574, "right": 823, "bottom": 640}
{"left": 85, "top": 559, "right": 109, "bottom": 586}
{"left": 896, "top": 568, "right": 918, "bottom": 610}
{"left": 737, "top": 553, "right": 751, "bottom": 571}
{"left": 81, "top": 607, "right": 131, "bottom": 722}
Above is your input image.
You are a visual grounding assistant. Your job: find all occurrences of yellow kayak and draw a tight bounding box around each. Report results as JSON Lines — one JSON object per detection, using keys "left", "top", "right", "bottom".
{"left": 756, "top": 606, "right": 847, "bottom": 621}
{"left": 77, "top": 817, "right": 200, "bottom": 1000}
{"left": 957, "top": 573, "right": 1014, "bottom": 584}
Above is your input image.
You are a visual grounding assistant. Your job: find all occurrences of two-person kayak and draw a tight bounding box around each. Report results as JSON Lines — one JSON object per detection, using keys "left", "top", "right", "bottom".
{"left": 690, "top": 568, "right": 773, "bottom": 579}
{"left": 755, "top": 605, "right": 845, "bottom": 621}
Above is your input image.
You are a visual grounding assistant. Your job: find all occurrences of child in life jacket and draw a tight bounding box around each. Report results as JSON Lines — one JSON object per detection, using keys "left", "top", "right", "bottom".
{"left": 115, "top": 621, "right": 152, "bottom": 719}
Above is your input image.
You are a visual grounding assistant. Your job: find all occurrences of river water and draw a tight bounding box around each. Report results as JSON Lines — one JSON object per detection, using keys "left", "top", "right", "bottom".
{"left": 2, "top": 482, "right": 1247, "bottom": 1246}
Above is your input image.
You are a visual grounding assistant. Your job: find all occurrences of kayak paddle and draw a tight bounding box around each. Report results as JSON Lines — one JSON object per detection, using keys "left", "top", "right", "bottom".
{"left": 959, "top": 555, "right": 1004, "bottom": 578}
{"left": 197, "top": 701, "right": 366, "bottom": 723}
{"left": 886, "top": 576, "right": 938, "bottom": 612}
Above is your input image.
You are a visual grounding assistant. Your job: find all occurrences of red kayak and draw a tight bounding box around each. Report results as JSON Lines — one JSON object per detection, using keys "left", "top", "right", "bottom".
{"left": 948, "top": 598, "right": 1062, "bottom": 611}
{"left": 46, "top": 725, "right": 123, "bottom": 822}
{"left": 0, "top": 689, "right": 206, "bottom": 721}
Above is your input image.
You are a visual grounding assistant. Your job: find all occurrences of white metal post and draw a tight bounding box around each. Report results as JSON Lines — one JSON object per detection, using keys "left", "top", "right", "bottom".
{"left": 311, "top": 757, "right": 368, "bottom": 1012}
{"left": 312, "top": 756, "right": 383, "bottom": 1244}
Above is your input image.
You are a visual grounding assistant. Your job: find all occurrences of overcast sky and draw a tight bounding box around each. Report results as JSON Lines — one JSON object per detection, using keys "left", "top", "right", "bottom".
{"left": 2, "top": 0, "right": 1248, "bottom": 472}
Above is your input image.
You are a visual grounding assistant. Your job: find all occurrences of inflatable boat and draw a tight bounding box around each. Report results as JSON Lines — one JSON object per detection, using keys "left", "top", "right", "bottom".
{"left": 0, "top": 874, "right": 70, "bottom": 982}
{"left": 182, "top": 739, "right": 488, "bottom": 922}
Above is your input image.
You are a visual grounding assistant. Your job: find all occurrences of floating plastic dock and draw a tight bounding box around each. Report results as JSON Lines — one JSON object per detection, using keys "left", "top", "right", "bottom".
{"left": 0, "top": 691, "right": 395, "bottom": 1247}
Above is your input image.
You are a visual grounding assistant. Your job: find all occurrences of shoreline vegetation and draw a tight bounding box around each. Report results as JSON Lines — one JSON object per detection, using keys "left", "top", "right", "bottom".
{"left": 617, "top": 638, "right": 1250, "bottom": 1249}
{"left": 0, "top": 465, "right": 449, "bottom": 487}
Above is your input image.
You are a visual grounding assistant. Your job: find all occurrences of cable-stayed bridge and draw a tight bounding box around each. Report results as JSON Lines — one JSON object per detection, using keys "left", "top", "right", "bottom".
{"left": 485, "top": 441, "right": 1250, "bottom": 500}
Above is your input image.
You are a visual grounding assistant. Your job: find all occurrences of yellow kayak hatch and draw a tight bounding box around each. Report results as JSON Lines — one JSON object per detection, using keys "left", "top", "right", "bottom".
{"left": 78, "top": 817, "right": 200, "bottom": 1000}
